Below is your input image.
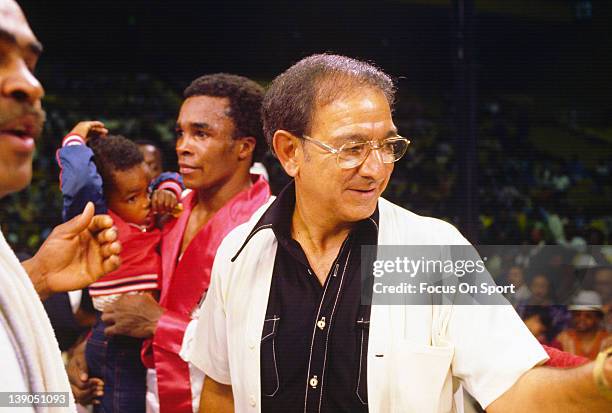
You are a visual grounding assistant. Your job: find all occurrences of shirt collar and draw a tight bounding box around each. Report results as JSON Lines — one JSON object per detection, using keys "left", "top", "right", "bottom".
{"left": 231, "top": 180, "right": 379, "bottom": 262}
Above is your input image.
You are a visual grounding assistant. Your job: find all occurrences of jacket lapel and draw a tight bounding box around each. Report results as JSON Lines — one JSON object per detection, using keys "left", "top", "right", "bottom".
{"left": 160, "top": 191, "right": 195, "bottom": 303}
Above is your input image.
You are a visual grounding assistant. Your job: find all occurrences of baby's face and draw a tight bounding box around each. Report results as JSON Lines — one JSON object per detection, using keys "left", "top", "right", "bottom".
{"left": 107, "top": 163, "right": 152, "bottom": 226}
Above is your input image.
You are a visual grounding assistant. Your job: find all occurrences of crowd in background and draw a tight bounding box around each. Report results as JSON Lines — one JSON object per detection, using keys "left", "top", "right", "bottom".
{"left": 2, "top": 76, "right": 611, "bottom": 258}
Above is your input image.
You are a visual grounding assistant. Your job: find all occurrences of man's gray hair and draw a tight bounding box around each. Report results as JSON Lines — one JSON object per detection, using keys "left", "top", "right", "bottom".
{"left": 262, "top": 54, "right": 395, "bottom": 153}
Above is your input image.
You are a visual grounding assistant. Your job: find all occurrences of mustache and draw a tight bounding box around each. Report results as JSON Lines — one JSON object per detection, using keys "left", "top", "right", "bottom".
{"left": 0, "top": 103, "right": 46, "bottom": 137}
{"left": 350, "top": 178, "right": 383, "bottom": 188}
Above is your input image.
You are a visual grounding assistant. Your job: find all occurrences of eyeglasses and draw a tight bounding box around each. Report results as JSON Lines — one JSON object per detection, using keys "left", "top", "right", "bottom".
{"left": 301, "top": 135, "right": 410, "bottom": 169}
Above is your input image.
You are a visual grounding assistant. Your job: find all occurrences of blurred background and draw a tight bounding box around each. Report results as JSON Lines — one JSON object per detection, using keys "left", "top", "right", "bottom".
{"left": 2, "top": 0, "right": 611, "bottom": 256}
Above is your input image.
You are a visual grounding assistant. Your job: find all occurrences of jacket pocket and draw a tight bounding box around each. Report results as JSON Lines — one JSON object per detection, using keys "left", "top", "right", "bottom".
{"left": 389, "top": 339, "right": 455, "bottom": 413}
{"left": 260, "top": 315, "right": 280, "bottom": 397}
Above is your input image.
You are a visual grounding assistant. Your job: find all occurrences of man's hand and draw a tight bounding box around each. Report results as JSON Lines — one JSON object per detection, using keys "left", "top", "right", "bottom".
{"left": 23, "top": 202, "right": 121, "bottom": 300}
{"left": 67, "top": 340, "right": 104, "bottom": 406}
{"left": 102, "top": 293, "right": 164, "bottom": 338}
{"left": 69, "top": 121, "right": 108, "bottom": 141}
{"left": 151, "top": 189, "right": 180, "bottom": 216}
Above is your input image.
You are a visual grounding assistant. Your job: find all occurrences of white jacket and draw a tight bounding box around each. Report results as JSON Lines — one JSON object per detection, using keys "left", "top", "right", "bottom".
{"left": 182, "top": 197, "right": 548, "bottom": 413}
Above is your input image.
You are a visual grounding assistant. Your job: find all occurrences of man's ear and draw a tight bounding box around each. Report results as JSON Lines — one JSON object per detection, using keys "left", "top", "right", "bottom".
{"left": 236, "top": 136, "right": 256, "bottom": 161}
{"left": 272, "top": 130, "right": 302, "bottom": 177}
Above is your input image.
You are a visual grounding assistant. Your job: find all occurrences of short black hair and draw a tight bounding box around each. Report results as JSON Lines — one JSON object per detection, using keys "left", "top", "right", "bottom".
{"left": 262, "top": 54, "right": 396, "bottom": 154}
{"left": 184, "top": 73, "right": 265, "bottom": 161}
{"left": 88, "top": 135, "right": 144, "bottom": 192}
{"left": 521, "top": 305, "right": 551, "bottom": 324}
{"left": 519, "top": 305, "right": 555, "bottom": 340}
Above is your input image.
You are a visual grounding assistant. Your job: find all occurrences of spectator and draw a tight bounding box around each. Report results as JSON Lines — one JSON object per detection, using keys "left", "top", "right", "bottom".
{"left": 593, "top": 267, "right": 612, "bottom": 333}
{"left": 521, "top": 306, "right": 563, "bottom": 350}
{"left": 557, "top": 290, "right": 612, "bottom": 360}
{"left": 137, "top": 140, "right": 164, "bottom": 181}
{"left": 522, "top": 273, "right": 554, "bottom": 306}
{"left": 504, "top": 265, "right": 531, "bottom": 306}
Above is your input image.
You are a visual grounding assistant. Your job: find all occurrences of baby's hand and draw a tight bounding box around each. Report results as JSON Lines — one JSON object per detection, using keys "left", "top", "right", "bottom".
{"left": 151, "top": 189, "right": 180, "bottom": 216}
{"left": 69, "top": 121, "right": 108, "bottom": 141}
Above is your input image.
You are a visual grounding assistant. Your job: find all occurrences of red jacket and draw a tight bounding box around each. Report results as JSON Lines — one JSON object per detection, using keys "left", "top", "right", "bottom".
{"left": 142, "top": 175, "right": 271, "bottom": 413}
{"left": 88, "top": 210, "right": 161, "bottom": 297}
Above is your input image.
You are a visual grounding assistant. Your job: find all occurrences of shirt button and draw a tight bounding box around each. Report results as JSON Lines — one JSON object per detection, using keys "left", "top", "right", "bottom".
{"left": 249, "top": 395, "right": 256, "bottom": 407}
{"left": 309, "top": 375, "right": 318, "bottom": 389}
{"left": 248, "top": 341, "right": 255, "bottom": 350}
{"left": 317, "top": 317, "right": 326, "bottom": 330}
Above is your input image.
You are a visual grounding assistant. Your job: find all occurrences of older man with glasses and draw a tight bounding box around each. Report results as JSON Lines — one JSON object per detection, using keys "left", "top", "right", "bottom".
{"left": 182, "top": 54, "right": 612, "bottom": 413}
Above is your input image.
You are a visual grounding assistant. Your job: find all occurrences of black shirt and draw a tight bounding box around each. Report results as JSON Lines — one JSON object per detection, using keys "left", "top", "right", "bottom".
{"left": 246, "top": 182, "right": 378, "bottom": 413}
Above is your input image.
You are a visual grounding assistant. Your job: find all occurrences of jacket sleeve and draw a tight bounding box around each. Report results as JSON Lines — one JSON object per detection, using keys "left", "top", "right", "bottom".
{"left": 150, "top": 172, "right": 184, "bottom": 200}
{"left": 56, "top": 134, "right": 107, "bottom": 222}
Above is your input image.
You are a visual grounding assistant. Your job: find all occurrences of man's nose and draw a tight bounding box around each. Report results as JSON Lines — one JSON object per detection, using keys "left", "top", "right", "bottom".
{"left": 176, "top": 135, "right": 193, "bottom": 155}
{"left": 358, "top": 146, "right": 387, "bottom": 179}
{"left": 2, "top": 61, "right": 44, "bottom": 106}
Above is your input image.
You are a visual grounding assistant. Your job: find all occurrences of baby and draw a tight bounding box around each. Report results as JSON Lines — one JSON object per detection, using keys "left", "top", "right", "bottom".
{"left": 57, "top": 121, "right": 182, "bottom": 412}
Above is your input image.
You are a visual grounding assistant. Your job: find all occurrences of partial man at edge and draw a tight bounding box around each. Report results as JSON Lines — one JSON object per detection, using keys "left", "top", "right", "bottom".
{"left": 0, "top": 1, "right": 121, "bottom": 411}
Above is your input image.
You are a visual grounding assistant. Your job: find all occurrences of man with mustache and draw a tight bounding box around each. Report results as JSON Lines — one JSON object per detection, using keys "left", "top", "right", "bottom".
{"left": 69, "top": 74, "right": 272, "bottom": 413}
{"left": 0, "top": 0, "right": 121, "bottom": 409}
{"left": 186, "top": 54, "right": 612, "bottom": 412}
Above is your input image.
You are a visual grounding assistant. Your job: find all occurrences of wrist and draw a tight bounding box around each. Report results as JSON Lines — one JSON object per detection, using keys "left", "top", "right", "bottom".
{"left": 157, "top": 180, "right": 183, "bottom": 199}
{"left": 62, "top": 133, "right": 86, "bottom": 147}
{"left": 146, "top": 306, "right": 164, "bottom": 338}
{"left": 22, "top": 255, "right": 51, "bottom": 300}
{"left": 68, "top": 335, "right": 88, "bottom": 357}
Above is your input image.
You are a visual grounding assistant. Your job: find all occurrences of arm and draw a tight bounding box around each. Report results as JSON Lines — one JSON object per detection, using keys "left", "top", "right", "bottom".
{"left": 101, "top": 292, "right": 164, "bottom": 339}
{"left": 56, "top": 121, "right": 109, "bottom": 221}
{"left": 102, "top": 293, "right": 191, "bottom": 358}
{"left": 487, "top": 357, "right": 612, "bottom": 413}
{"left": 199, "top": 376, "right": 234, "bottom": 413}
{"left": 446, "top": 304, "right": 611, "bottom": 412}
